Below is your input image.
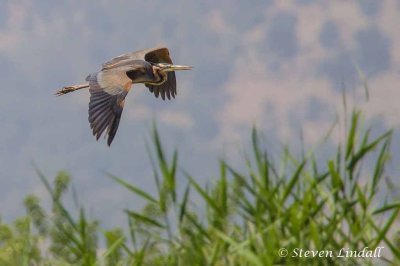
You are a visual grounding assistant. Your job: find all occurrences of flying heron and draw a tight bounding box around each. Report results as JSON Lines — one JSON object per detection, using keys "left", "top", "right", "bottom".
{"left": 56, "top": 47, "right": 192, "bottom": 146}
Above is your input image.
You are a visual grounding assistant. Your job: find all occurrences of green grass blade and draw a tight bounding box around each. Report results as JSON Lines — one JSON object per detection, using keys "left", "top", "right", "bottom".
{"left": 179, "top": 184, "right": 191, "bottom": 224}
{"left": 125, "top": 210, "right": 165, "bottom": 229}
{"left": 372, "top": 203, "right": 400, "bottom": 215}
{"left": 347, "top": 130, "right": 392, "bottom": 170}
{"left": 108, "top": 174, "right": 158, "bottom": 204}
{"left": 371, "top": 206, "right": 400, "bottom": 247}
{"left": 281, "top": 161, "right": 305, "bottom": 203}
{"left": 346, "top": 110, "right": 359, "bottom": 160}
{"left": 186, "top": 173, "right": 220, "bottom": 212}
{"left": 98, "top": 236, "right": 125, "bottom": 262}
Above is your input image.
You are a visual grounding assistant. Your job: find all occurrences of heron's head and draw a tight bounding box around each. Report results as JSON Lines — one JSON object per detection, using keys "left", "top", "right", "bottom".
{"left": 146, "top": 62, "right": 192, "bottom": 85}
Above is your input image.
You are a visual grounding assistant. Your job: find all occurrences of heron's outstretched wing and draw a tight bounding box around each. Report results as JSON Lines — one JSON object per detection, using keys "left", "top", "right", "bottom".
{"left": 102, "top": 47, "right": 177, "bottom": 101}
{"left": 87, "top": 71, "right": 130, "bottom": 146}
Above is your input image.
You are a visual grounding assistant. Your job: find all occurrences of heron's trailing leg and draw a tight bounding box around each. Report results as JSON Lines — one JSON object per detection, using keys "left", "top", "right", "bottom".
{"left": 55, "top": 83, "right": 89, "bottom": 96}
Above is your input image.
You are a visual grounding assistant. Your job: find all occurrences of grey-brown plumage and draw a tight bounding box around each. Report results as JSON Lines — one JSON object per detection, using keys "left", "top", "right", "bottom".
{"left": 56, "top": 47, "right": 192, "bottom": 146}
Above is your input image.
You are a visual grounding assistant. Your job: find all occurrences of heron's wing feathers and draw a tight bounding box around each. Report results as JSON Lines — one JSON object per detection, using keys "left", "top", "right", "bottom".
{"left": 87, "top": 72, "right": 129, "bottom": 146}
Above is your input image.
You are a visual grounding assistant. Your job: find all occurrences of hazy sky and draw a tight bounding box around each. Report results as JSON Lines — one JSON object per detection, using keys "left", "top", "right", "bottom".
{"left": 0, "top": 0, "right": 399, "bottom": 227}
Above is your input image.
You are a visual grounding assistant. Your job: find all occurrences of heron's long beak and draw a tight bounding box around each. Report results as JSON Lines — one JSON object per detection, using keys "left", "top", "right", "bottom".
{"left": 162, "top": 64, "right": 193, "bottom": 72}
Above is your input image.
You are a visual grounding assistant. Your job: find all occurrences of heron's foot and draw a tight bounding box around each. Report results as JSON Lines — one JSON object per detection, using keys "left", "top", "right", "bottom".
{"left": 55, "top": 84, "right": 89, "bottom": 96}
{"left": 55, "top": 86, "right": 74, "bottom": 96}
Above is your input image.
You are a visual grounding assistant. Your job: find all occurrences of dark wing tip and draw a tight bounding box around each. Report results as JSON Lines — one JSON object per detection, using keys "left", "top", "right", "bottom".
{"left": 107, "top": 116, "right": 121, "bottom": 146}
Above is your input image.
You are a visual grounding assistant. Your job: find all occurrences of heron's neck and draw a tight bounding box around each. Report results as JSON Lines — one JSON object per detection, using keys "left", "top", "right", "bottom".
{"left": 147, "top": 68, "right": 167, "bottom": 85}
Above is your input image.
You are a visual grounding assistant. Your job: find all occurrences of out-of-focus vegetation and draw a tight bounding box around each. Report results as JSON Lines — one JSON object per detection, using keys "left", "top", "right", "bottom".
{"left": 0, "top": 108, "right": 399, "bottom": 266}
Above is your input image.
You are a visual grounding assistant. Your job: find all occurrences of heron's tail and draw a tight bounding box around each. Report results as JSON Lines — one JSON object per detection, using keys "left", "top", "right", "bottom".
{"left": 55, "top": 83, "right": 90, "bottom": 96}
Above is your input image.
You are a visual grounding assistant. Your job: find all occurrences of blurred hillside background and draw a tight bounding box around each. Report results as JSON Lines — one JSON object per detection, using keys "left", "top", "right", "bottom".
{"left": 0, "top": 0, "right": 399, "bottom": 227}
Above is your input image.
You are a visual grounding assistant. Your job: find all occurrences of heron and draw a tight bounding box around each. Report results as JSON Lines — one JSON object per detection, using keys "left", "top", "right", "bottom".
{"left": 56, "top": 47, "right": 192, "bottom": 146}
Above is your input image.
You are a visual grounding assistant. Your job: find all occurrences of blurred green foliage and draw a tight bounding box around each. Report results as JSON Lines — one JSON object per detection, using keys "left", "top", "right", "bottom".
{"left": 0, "top": 109, "right": 399, "bottom": 266}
